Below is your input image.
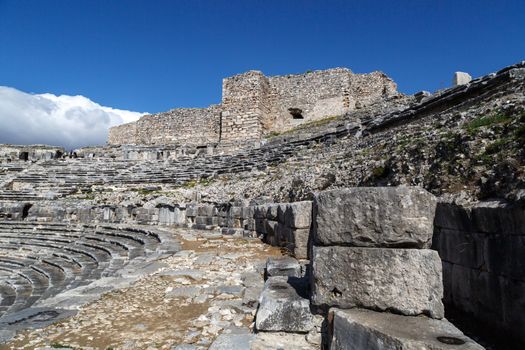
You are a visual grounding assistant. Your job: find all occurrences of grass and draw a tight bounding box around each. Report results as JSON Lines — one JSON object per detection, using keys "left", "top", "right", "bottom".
{"left": 484, "top": 138, "right": 511, "bottom": 155}
{"left": 264, "top": 115, "right": 341, "bottom": 139}
{"left": 371, "top": 166, "right": 387, "bottom": 179}
{"left": 464, "top": 113, "right": 512, "bottom": 134}
{"left": 514, "top": 124, "right": 525, "bottom": 144}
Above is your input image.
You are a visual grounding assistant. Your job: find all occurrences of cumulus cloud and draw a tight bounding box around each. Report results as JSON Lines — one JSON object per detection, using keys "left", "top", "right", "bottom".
{"left": 0, "top": 86, "right": 144, "bottom": 149}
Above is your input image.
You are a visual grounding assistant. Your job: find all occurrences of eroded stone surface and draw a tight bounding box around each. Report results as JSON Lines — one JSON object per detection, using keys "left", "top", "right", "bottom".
{"left": 329, "top": 308, "right": 484, "bottom": 350}
{"left": 311, "top": 246, "right": 444, "bottom": 319}
{"left": 266, "top": 256, "right": 302, "bottom": 278}
{"left": 313, "top": 187, "right": 437, "bottom": 248}
{"left": 255, "top": 276, "right": 315, "bottom": 333}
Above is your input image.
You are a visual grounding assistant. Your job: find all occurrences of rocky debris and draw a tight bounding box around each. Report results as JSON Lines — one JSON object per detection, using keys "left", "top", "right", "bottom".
{"left": 265, "top": 256, "right": 302, "bottom": 278}
{"left": 311, "top": 246, "right": 444, "bottom": 318}
{"left": 255, "top": 276, "right": 315, "bottom": 333}
{"left": 313, "top": 187, "right": 437, "bottom": 248}
{"left": 329, "top": 308, "right": 484, "bottom": 350}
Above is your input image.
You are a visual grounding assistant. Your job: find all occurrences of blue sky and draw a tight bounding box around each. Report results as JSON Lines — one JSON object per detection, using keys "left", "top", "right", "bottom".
{"left": 0, "top": 1, "right": 524, "bottom": 149}
{"left": 1, "top": 0, "right": 523, "bottom": 113}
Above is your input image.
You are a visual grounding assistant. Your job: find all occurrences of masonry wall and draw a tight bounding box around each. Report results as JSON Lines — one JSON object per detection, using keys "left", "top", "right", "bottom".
{"left": 108, "top": 106, "right": 221, "bottom": 146}
{"left": 220, "top": 71, "right": 270, "bottom": 143}
{"left": 266, "top": 68, "right": 353, "bottom": 131}
{"left": 0, "top": 145, "right": 65, "bottom": 162}
{"left": 432, "top": 202, "right": 525, "bottom": 345}
{"left": 108, "top": 68, "right": 399, "bottom": 147}
{"left": 108, "top": 123, "right": 137, "bottom": 145}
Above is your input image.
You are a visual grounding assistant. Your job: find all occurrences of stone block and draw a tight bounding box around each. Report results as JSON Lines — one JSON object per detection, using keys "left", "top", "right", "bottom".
{"left": 254, "top": 206, "right": 266, "bottom": 219}
{"left": 209, "top": 333, "right": 255, "bottom": 350}
{"left": 329, "top": 308, "right": 484, "bottom": 350}
{"left": 185, "top": 204, "right": 197, "bottom": 217}
{"left": 313, "top": 187, "right": 437, "bottom": 248}
{"left": 241, "top": 271, "right": 264, "bottom": 308}
{"left": 285, "top": 201, "right": 312, "bottom": 229}
{"left": 432, "top": 228, "right": 484, "bottom": 269}
{"left": 453, "top": 71, "right": 472, "bottom": 86}
{"left": 241, "top": 206, "right": 253, "bottom": 219}
{"left": 266, "top": 256, "right": 302, "bottom": 278}
{"left": 292, "top": 228, "right": 310, "bottom": 259}
{"left": 256, "top": 276, "right": 315, "bottom": 333}
{"left": 197, "top": 204, "right": 215, "bottom": 217}
{"left": 266, "top": 204, "right": 280, "bottom": 221}
{"left": 311, "top": 246, "right": 444, "bottom": 318}
{"left": 275, "top": 223, "right": 292, "bottom": 245}
{"left": 230, "top": 206, "right": 242, "bottom": 218}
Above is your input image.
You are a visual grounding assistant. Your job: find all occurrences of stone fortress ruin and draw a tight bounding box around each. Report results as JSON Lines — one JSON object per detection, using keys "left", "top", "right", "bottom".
{"left": 108, "top": 68, "right": 397, "bottom": 149}
{"left": 0, "top": 62, "right": 524, "bottom": 349}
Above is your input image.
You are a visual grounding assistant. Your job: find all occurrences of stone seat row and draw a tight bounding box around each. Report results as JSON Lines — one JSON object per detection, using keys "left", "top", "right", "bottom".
{"left": 0, "top": 121, "right": 349, "bottom": 200}
{"left": 0, "top": 222, "right": 164, "bottom": 319}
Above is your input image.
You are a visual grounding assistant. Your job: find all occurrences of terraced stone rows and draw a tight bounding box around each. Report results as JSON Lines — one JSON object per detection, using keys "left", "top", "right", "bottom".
{"left": 0, "top": 221, "right": 167, "bottom": 319}
{"left": 3, "top": 135, "right": 339, "bottom": 196}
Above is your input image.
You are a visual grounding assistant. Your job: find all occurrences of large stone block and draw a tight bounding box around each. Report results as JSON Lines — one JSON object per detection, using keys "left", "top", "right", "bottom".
{"left": 266, "top": 256, "right": 302, "bottom": 278}
{"left": 313, "top": 187, "right": 437, "bottom": 248}
{"left": 284, "top": 201, "right": 312, "bottom": 229}
{"left": 453, "top": 71, "right": 472, "bottom": 86}
{"left": 311, "top": 246, "right": 444, "bottom": 318}
{"left": 256, "top": 276, "right": 315, "bottom": 333}
{"left": 291, "top": 228, "right": 310, "bottom": 259}
{"left": 329, "top": 308, "right": 484, "bottom": 350}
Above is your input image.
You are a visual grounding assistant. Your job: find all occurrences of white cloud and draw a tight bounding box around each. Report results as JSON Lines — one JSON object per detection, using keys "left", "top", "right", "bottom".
{"left": 0, "top": 86, "right": 144, "bottom": 149}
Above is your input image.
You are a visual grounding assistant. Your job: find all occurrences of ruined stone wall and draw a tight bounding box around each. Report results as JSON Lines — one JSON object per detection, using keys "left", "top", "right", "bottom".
{"left": 108, "top": 68, "right": 398, "bottom": 147}
{"left": 266, "top": 68, "right": 352, "bottom": 131}
{"left": 108, "top": 123, "right": 137, "bottom": 145}
{"left": 220, "top": 71, "right": 270, "bottom": 142}
{"left": 264, "top": 69, "right": 398, "bottom": 132}
{"left": 108, "top": 106, "right": 221, "bottom": 146}
{"left": 0, "top": 145, "right": 65, "bottom": 162}
{"left": 433, "top": 202, "right": 525, "bottom": 345}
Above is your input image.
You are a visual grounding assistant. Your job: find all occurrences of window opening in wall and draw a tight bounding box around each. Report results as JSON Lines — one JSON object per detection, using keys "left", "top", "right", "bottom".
{"left": 288, "top": 108, "right": 304, "bottom": 119}
{"left": 19, "top": 152, "right": 29, "bottom": 161}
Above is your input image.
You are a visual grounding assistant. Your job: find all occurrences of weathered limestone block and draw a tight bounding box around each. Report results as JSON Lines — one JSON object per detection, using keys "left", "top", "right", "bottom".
{"left": 266, "top": 257, "right": 302, "bottom": 278}
{"left": 284, "top": 201, "right": 312, "bottom": 229}
{"left": 453, "top": 71, "right": 472, "bottom": 86}
{"left": 256, "top": 276, "right": 314, "bottom": 333}
{"left": 313, "top": 187, "right": 437, "bottom": 248}
{"left": 311, "top": 246, "right": 444, "bottom": 319}
{"left": 197, "top": 204, "right": 216, "bottom": 217}
{"left": 242, "top": 270, "right": 265, "bottom": 308}
{"left": 186, "top": 204, "right": 197, "bottom": 217}
{"left": 329, "top": 308, "right": 484, "bottom": 350}
{"left": 291, "top": 228, "right": 310, "bottom": 259}
{"left": 266, "top": 204, "right": 280, "bottom": 221}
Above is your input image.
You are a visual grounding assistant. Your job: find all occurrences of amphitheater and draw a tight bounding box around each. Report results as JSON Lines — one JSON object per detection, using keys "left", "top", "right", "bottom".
{"left": 0, "top": 62, "right": 524, "bottom": 350}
